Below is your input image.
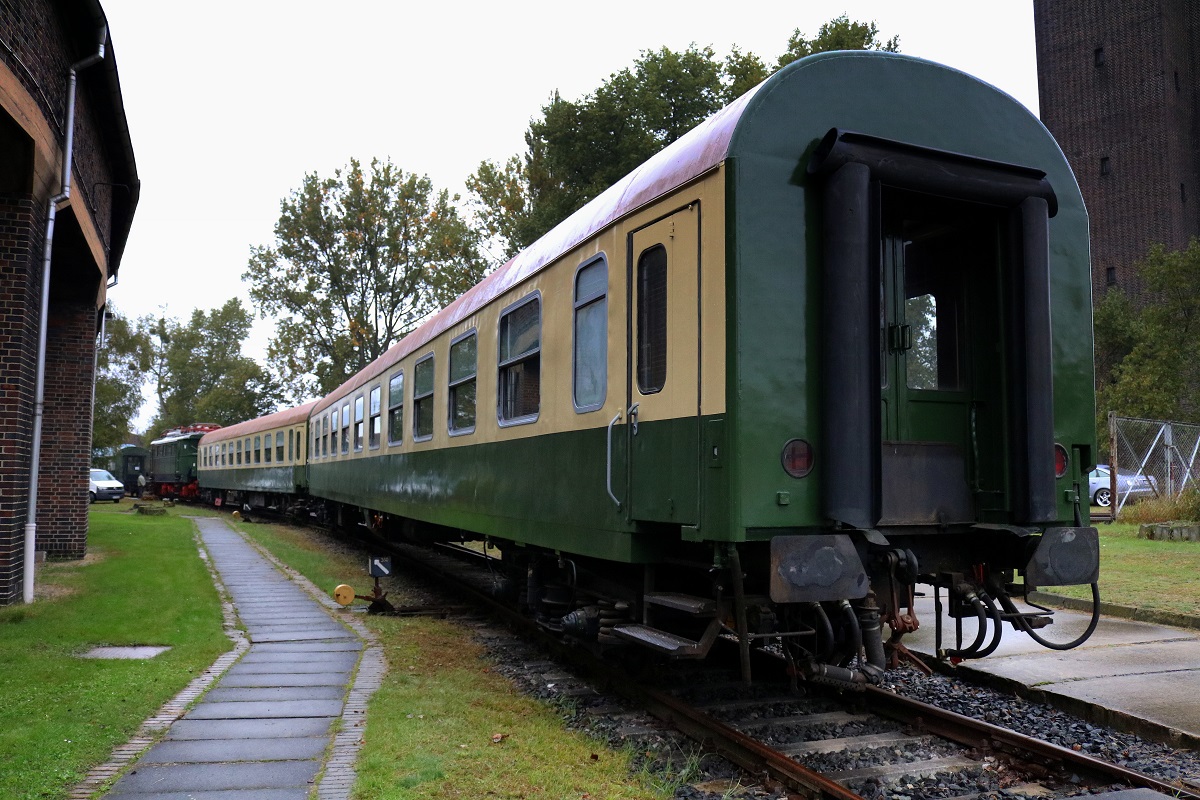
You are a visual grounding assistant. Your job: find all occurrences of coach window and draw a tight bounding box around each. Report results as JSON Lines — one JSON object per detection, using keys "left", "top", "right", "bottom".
{"left": 236, "top": 440, "right": 242, "bottom": 465}
{"left": 276, "top": 431, "right": 285, "bottom": 462}
{"left": 354, "top": 396, "right": 365, "bottom": 451}
{"left": 264, "top": 434, "right": 272, "bottom": 463}
{"left": 324, "top": 413, "right": 331, "bottom": 457}
{"left": 312, "top": 426, "right": 319, "bottom": 460}
{"left": 449, "top": 331, "right": 477, "bottom": 435}
{"left": 388, "top": 371, "right": 404, "bottom": 444}
{"left": 220, "top": 444, "right": 226, "bottom": 466}
{"left": 341, "top": 403, "right": 351, "bottom": 455}
{"left": 573, "top": 258, "right": 607, "bottom": 411}
{"left": 245, "top": 438, "right": 251, "bottom": 464}
{"left": 414, "top": 355, "right": 435, "bottom": 441}
{"left": 253, "top": 435, "right": 261, "bottom": 464}
{"left": 369, "top": 385, "right": 382, "bottom": 449}
{"left": 288, "top": 429, "right": 294, "bottom": 462}
{"left": 498, "top": 295, "right": 541, "bottom": 424}
{"left": 637, "top": 244, "right": 667, "bottom": 393}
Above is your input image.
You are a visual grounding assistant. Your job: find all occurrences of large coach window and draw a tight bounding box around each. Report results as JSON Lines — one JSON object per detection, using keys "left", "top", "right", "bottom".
{"left": 276, "top": 431, "right": 285, "bottom": 461}
{"left": 636, "top": 244, "right": 667, "bottom": 393}
{"left": 236, "top": 440, "right": 242, "bottom": 465}
{"left": 498, "top": 295, "right": 540, "bottom": 424}
{"left": 369, "top": 385, "right": 382, "bottom": 449}
{"left": 573, "top": 258, "right": 607, "bottom": 411}
{"left": 341, "top": 403, "right": 351, "bottom": 454}
{"left": 354, "top": 396, "right": 365, "bottom": 451}
{"left": 414, "top": 355, "right": 434, "bottom": 441}
{"left": 388, "top": 371, "right": 404, "bottom": 444}
{"left": 449, "top": 331, "right": 477, "bottom": 435}
{"left": 254, "top": 436, "right": 262, "bottom": 464}
{"left": 264, "top": 434, "right": 272, "bottom": 463}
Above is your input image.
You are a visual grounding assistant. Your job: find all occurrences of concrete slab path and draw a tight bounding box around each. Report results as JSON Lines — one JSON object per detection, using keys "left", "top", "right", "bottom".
{"left": 905, "top": 594, "right": 1200, "bottom": 746}
{"left": 91, "top": 516, "right": 380, "bottom": 799}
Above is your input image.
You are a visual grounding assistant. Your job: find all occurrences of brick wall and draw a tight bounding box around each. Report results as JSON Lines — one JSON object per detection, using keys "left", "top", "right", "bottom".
{"left": 37, "top": 301, "right": 95, "bottom": 558}
{"left": 0, "top": 194, "right": 40, "bottom": 603}
{"left": 1034, "top": 0, "right": 1200, "bottom": 305}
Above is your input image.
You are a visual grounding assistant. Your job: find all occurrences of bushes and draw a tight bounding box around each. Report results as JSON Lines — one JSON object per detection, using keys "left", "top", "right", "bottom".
{"left": 1117, "top": 487, "right": 1200, "bottom": 524}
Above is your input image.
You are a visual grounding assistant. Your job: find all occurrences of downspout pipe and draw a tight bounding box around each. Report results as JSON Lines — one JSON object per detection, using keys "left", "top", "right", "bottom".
{"left": 24, "top": 26, "right": 107, "bottom": 604}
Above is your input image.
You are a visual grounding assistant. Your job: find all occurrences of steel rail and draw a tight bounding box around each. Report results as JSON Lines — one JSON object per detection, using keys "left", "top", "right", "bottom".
{"left": 865, "top": 686, "right": 1200, "bottom": 800}
{"left": 376, "top": 538, "right": 866, "bottom": 800}
{"left": 337, "top": 529, "right": 1194, "bottom": 800}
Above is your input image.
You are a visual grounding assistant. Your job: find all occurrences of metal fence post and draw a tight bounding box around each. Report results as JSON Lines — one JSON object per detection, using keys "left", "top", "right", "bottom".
{"left": 1109, "top": 412, "right": 1119, "bottom": 520}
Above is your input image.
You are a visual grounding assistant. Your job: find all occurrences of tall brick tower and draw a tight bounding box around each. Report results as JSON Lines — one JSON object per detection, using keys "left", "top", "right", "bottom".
{"left": 1033, "top": 0, "right": 1199, "bottom": 304}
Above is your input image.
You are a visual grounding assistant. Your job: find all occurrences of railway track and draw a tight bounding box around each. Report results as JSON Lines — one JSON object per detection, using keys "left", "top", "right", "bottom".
{"left": 317, "top": 524, "right": 1199, "bottom": 800}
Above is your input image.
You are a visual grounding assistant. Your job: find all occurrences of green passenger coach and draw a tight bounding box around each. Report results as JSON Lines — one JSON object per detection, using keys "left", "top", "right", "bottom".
{"left": 200, "top": 52, "right": 1099, "bottom": 685}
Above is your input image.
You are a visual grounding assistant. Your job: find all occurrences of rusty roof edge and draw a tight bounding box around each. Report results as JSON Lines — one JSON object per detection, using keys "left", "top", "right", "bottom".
{"left": 200, "top": 401, "right": 318, "bottom": 443}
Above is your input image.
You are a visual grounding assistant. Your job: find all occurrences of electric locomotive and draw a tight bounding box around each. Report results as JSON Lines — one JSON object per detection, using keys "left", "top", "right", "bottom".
{"left": 200, "top": 52, "right": 1099, "bottom": 686}
{"left": 148, "top": 423, "right": 220, "bottom": 499}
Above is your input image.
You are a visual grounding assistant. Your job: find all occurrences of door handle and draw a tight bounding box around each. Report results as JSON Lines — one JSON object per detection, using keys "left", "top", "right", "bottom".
{"left": 628, "top": 403, "right": 640, "bottom": 435}
{"left": 606, "top": 410, "right": 622, "bottom": 509}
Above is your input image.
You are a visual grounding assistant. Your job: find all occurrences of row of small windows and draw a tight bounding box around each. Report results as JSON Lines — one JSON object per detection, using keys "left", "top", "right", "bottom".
{"left": 311, "top": 256, "right": 614, "bottom": 459}
{"left": 199, "top": 248, "right": 675, "bottom": 466}
{"left": 202, "top": 429, "right": 299, "bottom": 468}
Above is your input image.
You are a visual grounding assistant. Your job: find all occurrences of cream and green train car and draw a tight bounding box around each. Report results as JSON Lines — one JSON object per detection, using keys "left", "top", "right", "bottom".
{"left": 205, "top": 52, "right": 1100, "bottom": 684}
{"left": 197, "top": 402, "right": 314, "bottom": 509}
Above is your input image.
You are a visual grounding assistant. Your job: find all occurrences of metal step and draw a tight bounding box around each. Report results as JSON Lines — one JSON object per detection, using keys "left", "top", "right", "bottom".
{"left": 611, "top": 623, "right": 706, "bottom": 655}
{"left": 642, "top": 592, "right": 717, "bottom": 615}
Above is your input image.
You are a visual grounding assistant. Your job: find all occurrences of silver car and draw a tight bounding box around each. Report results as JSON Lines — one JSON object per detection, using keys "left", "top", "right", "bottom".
{"left": 1088, "top": 464, "right": 1157, "bottom": 507}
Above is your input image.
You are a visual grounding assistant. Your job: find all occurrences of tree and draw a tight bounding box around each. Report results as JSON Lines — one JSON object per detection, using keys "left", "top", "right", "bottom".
{"left": 469, "top": 18, "right": 897, "bottom": 258}
{"left": 92, "top": 306, "right": 151, "bottom": 460}
{"left": 145, "top": 299, "right": 281, "bottom": 434}
{"left": 1097, "top": 238, "right": 1200, "bottom": 426}
{"left": 777, "top": 14, "right": 900, "bottom": 69}
{"left": 246, "top": 158, "right": 486, "bottom": 400}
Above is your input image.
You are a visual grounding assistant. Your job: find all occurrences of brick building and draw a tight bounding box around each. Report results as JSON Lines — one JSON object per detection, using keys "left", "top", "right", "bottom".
{"left": 0, "top": 0, "right": 138, "bottom": 603}
{"left": 1033, "top": 0, "right": 1199, "bottom": 304}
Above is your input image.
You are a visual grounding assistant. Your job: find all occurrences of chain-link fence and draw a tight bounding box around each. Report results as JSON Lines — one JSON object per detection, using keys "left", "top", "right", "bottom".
{"left": 1106, "top": 413, "right": 1200, "bottom": 517}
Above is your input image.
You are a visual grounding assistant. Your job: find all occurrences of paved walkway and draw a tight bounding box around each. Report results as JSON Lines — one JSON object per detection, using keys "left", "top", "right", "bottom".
{"left": 84, "top": 517, "right": 379, "bottom": 800}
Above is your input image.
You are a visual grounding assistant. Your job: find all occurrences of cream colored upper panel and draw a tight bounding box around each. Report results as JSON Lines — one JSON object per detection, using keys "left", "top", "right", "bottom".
{"left": 306, "top": 166, "right": 727, "bottom": 462}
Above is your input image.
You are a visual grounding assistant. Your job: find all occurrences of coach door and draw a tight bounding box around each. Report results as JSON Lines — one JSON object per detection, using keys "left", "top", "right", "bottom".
{"left": 626, "top": 206, "right": 700, "bottom": 524}
{"left": 878, "top": 190, "right": 1007, "bottom": 524}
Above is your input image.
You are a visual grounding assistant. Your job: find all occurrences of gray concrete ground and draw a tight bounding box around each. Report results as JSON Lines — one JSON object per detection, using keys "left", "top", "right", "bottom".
{"left": 904, "top": 593, "right": 1200, "bottom": 746}
{"left": 102, "top": 517, "right": 367, "bottom": 799}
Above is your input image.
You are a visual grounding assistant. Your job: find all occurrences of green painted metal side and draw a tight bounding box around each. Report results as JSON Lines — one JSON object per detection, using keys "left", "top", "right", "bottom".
{"left": 203, "top": 465, "right": 307, "bottom": 494}
{"left": 150, "top": 439, "right": 201, "bottom": 483}
{"left": 721, "top": 52, "right": 1095, "bottom": 534}
{"left": 307, "top": 416, "right": 730, "bottom": 563}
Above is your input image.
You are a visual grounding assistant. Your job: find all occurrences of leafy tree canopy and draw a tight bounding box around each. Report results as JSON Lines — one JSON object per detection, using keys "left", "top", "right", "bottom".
{"left": 144, "top": 298, "right": 281, "bottom": 436}
{"left": 246, "top": 158, "right": 485, "bottom": 401}
{"left": 92, "top": 305, "right": 151, "bottom": 461}
{"left": 468, "top": 17, "right": 898, "bottom": 259}
{"left": 777, "top": 14, "right": 900, "bottom": 68}
{"left": 1097, "top": 238, "right": 1200, "bottom": 427}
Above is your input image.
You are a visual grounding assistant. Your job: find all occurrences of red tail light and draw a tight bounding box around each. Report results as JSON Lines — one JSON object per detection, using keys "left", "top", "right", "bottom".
{"left": 782, "top": 439, "right": 814, "bottom": 478}
{"left": 1054, "top": 443, "right": 1069, "bottom": 478}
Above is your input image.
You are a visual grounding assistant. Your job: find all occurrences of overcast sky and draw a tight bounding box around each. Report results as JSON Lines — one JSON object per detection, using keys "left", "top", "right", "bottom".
{"left": 100, "top": 1, "right": 1040, "bottom": 419}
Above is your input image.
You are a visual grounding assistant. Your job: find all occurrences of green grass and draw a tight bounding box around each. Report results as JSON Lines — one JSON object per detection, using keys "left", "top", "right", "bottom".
{"left": 1051, "top": 522, "right": 1200, "bottom": 615}
{"left": 0, "top": 502, "right": 230, "bottom": 799}
{"left": 236, "top": 521, "right": 666, "bottom": 799}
